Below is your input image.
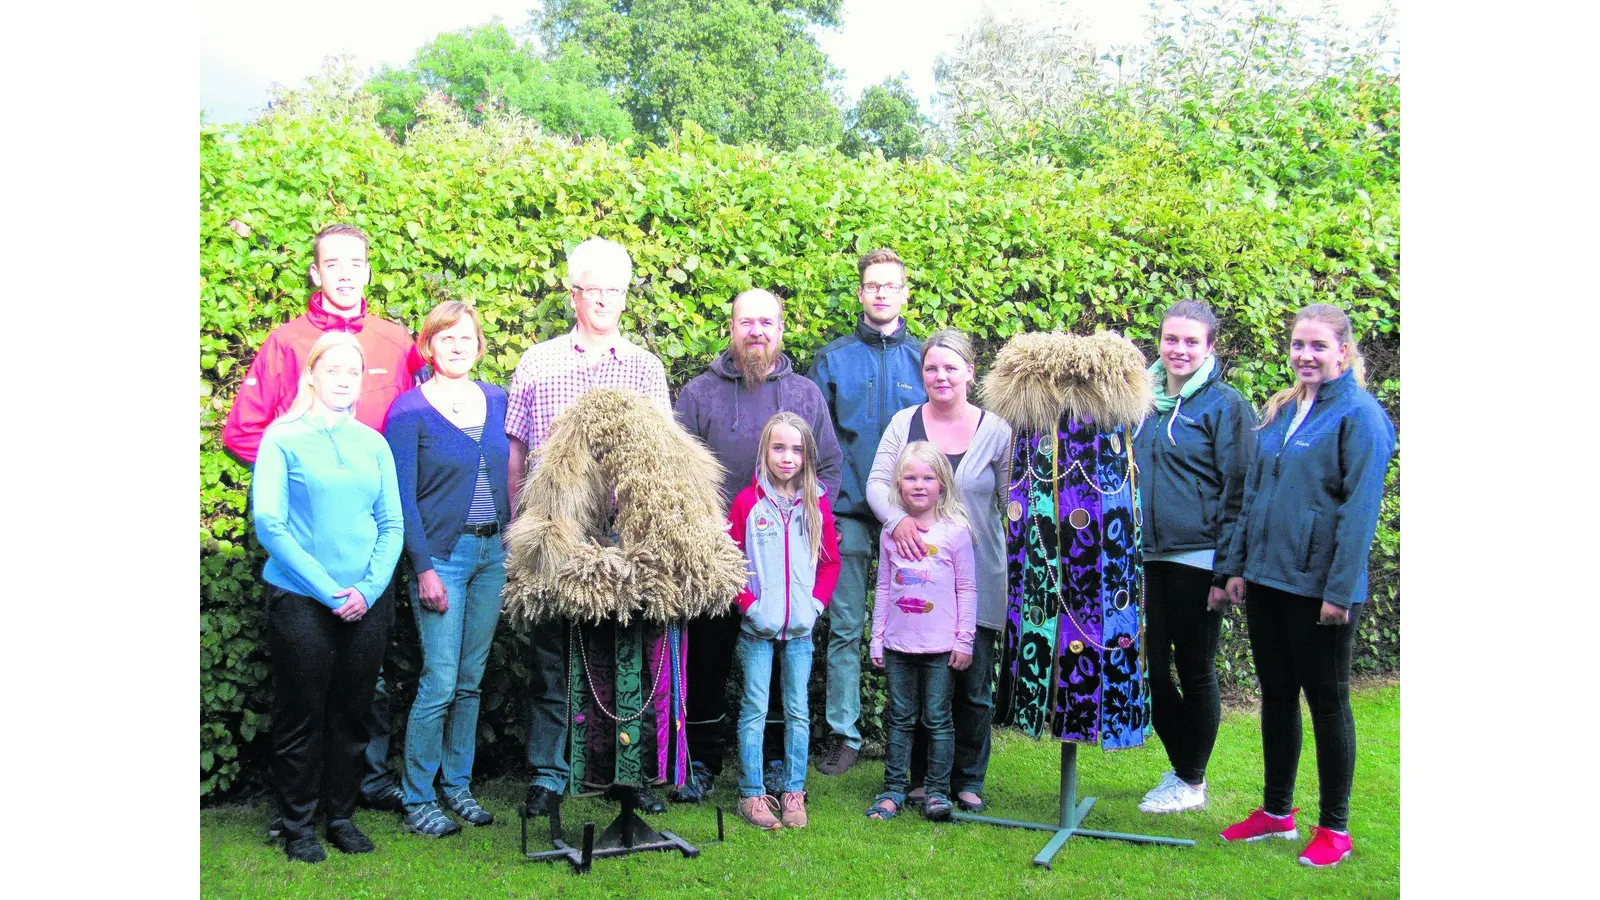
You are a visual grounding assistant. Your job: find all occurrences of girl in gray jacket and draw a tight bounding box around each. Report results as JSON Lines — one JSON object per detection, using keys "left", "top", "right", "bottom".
{"left": 727, "top": 412, "right": 842, "bottom": 831}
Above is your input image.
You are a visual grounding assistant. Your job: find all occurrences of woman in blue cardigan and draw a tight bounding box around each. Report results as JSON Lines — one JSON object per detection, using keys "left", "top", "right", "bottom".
{"left": 1216, "top": 303, "right": 1396, "bottom": 868}
{"left": 384, "top": 301, "right": 511, "bottom": 838}
{"left": 253, "top": 331, "right": 404, "bottom": 863}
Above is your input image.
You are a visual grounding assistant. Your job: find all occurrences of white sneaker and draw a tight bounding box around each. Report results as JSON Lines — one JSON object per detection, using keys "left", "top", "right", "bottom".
{"left": 1138, "top": 772, "right": 1206, "bottom": 813}
{"left": 1138, "top": 771, "right": 1180, "bottom": 806}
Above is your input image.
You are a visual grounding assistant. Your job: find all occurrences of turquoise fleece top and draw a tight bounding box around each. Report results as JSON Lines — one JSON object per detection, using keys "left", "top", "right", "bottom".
{"left": 252, "top": 412, "right": 404, "bottom": 609}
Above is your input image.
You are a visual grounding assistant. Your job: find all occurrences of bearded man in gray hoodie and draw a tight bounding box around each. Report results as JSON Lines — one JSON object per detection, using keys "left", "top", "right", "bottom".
{"left": 671, "top": 288, "right": 842, "bottom": 801}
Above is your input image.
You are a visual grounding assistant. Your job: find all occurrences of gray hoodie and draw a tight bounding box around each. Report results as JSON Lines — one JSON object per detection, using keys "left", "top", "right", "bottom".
{"left": 675, "top": 350, "right": 843, "bottom": 510}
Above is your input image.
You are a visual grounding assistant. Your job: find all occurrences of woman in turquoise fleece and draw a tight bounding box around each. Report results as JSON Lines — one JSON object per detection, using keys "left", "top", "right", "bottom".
{"left": 252, "top": 331, "right": 405, "bottom": 864}
{"left": 1215, "top": 303, "right": 1396, "bottom": 869}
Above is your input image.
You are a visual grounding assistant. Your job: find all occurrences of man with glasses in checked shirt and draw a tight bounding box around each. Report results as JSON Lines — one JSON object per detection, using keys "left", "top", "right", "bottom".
{"left": 505, "top": 237, "right": 671, "bottom": 821}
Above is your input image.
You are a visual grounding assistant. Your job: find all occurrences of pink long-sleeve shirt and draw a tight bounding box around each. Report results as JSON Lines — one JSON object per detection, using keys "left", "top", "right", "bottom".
{"left": 871, "top": 518, "right": 977, "bottom": 658}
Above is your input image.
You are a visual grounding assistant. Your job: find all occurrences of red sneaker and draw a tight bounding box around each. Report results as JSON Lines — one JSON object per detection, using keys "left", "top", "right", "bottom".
{"left": 1220, "top": 807, "right": 1300, "bottom": 842}
{"left": 1298, "top": 827, "right": 1353, "bottom": 867}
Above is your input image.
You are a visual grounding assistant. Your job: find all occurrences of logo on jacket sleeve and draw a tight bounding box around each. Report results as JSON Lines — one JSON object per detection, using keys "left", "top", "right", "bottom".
{"left": 755, "top": 514, "right": 772, "bottom": 531}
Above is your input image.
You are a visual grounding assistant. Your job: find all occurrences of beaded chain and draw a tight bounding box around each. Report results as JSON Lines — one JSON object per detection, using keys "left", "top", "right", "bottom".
{"left": 1008, "top": 427, "right": 1135, "bottom": 496}
{"left": 1014, "top": 426, "right": 1135, "bottom": 654}
{"left": 575, "top": 623, "right": 671, "bottom": 724}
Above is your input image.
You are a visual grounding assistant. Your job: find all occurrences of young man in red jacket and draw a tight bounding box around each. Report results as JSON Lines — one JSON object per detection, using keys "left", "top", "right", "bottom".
{"left": 223, "top": 223, "right": 424, "bottom": 821}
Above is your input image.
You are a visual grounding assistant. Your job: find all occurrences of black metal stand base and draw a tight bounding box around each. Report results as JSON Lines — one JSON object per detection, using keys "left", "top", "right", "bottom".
{"left": 951, "top": 743, "right": 1195, "bottom": 869}
{"left": 520, "top": 785, "right": 718, "bottom": 874}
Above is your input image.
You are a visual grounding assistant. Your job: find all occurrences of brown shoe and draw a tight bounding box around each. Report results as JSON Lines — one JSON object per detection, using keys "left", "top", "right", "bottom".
{"left": 737, "top": 794, "right": 783, "bottom": 831}
{"left": 780, "top": 791, "right": 809, "bottom": 828}
{"left": 815, "top": 738, "right": 859, "bottom": 776}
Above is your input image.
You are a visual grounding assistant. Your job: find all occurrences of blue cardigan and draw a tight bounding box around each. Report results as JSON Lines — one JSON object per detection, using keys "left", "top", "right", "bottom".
{"left": 1219, "top": 369, "right": 1396, "bottom": 609}
{"left": 383, "top": 383, "right": 511, "bottom": 573}
{"left": 252, "top": 413, "right": 404, "bottom": 609}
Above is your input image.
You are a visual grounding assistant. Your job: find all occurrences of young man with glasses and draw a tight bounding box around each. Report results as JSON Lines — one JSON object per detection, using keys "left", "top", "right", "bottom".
{"left": 505, "top": 237, "right": 671, "bottom": 819}
{"left": 807, "top": 248, "right": 926, "bottom": 775}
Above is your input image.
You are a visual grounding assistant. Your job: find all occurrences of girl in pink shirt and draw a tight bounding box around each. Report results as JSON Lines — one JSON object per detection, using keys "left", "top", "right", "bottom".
{"left": 867, "top": 442, "right": 977, "bottom": 822}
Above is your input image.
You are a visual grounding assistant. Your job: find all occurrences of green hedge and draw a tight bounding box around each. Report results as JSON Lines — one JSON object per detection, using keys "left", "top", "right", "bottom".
{"left": 200, "top": 106, "right": 1398, "bottom": 797}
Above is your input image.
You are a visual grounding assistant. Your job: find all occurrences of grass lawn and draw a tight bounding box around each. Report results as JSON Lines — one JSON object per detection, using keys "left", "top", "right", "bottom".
{"left": 200, "top": 682, "right": 1398, "bottom": 898}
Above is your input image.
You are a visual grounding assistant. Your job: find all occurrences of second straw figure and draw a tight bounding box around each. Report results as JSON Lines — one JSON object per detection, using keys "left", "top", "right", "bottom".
{"left": 982, "top": 331, "right": 1155, "bottom": 749}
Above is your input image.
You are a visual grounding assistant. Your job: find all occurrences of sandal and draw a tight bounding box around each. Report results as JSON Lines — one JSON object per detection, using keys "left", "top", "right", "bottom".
{"left": 956, "top": 792, "right": 985, "bottom": 813}
{"left": 866, "top": 794, "right": 901, "bottom": 820}
{"left": 923, "top": 792, "right": 954, "bottom": 821}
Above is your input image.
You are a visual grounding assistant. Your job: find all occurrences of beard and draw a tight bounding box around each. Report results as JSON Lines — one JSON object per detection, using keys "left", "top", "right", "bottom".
{"left": 732, "top": 337, "right": 783, "bottom": 387}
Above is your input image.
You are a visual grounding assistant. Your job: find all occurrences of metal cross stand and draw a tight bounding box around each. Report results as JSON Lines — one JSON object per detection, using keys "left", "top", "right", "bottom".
{"left": 951, "top": 743, "right": 1194, "bottom": 869}
{"left": 520, "top": 785, "right": 722, "bottom": 875}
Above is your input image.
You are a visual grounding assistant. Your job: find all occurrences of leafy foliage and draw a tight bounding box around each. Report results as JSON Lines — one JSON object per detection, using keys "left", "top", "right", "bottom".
{"left": 199, "top": 7, "right": 1398, "bottom": 792}
{"left": 840, "top": 75, "right": 929, "bottom": 160}
{"left": 364, "top": 23, "right": 633, "bottom": 142}
{"left": 532, "top": 0, "right": 846, "bottom": 149}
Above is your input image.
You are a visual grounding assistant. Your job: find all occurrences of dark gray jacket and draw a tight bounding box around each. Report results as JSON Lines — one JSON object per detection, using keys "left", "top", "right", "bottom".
{"left": 1131, "top": 363, "right": 1258, "bottom": 574}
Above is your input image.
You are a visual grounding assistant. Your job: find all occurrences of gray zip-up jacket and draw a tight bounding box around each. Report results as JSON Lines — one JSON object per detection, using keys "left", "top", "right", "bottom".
{"left": 865, "top": 404, "right": 1014, "bottom": 631}
{"left": 729, "top": 470, "right": 843, "bottom": 640}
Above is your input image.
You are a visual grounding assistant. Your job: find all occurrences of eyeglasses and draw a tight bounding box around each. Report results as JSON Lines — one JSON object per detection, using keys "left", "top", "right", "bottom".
{"left": 859, "top": 282, "right": 906, "bottom": 295}
{"left": 574, "top": 285, "right": 626, "bottom": 300}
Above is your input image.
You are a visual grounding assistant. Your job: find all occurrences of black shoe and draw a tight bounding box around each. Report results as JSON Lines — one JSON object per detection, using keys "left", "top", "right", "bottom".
{"left": 284, "top": 837, "right": 326, "bottom": 863}
{"left": 522, "top": 784, "right": 561, "bottom": 819}
{"left": 634, "top": 784, "right": 667, "bottom": 815}
{"left": 359, "top": 783, "right": 405, "bottom": 813}
{"left": 326, "top": 819, "right": 376, "bottom": 854}
{"left": 669, "top": 761, "right": 715, "bottom": 803}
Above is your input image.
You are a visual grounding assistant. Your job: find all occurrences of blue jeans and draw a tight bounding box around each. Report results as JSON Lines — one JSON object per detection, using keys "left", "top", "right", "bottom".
{"left": 735, "top": 633, "right": 812, "bottom": 797}
{"left": 882, "top": 650, "right": 955, "bottom": 804}
{"left": 826, "top": 515, "right": 877, "bottom": 751}
{"left": 909, "top": 626, "right": 999, "bottom": 795}
{"left": 401, "top": 534, "right": 506, "bottom": 805}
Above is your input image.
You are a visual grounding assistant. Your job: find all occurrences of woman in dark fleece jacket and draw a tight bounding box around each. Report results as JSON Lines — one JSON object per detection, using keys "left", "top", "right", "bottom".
{"left": 1131, "top": 301, "right": 1258, "bottom": 816}
{"left": 1216, "top": 303, "right": 1396, "bottom": 869}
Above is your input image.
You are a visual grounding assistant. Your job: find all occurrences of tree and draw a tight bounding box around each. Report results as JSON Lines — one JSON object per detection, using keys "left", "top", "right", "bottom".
{"left": 365, "top": 22, "right": 633, "bottom": 142}
{"left": 930, "top": 0, "right": 1399, "bottom": 194}
{"left": 532, "top": 0, "right": 845, "bottom": 149}
{"left": 840, "top": 75, "right": 929, "bottom": 160}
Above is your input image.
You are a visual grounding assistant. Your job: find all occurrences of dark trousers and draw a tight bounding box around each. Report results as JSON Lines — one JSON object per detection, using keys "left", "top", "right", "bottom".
{"left": 908, "top": 626, "right": 998, "bottom": 795}
{"left": 1145, "top": 562, "right": 1224, "bottom": 785}
{"left": 359, "top": 562, "right": 406, "bottom": 800}
{"left": 523, "top": 620, "right": 571, "bottom": 792}
{"left": 685, "top": 607, "right": 785, "bottom": 778}
{"left": 882, "top": 650, "right": 955, "bottom": 800}
{"left": 358, "top": 665, "right": 398, "bottom": 799}
{"left": 1246, "top": 583, "right": 1361, "bottom": 831}
{"left": 267, "top": 584, "right": 395, "bottom": 842}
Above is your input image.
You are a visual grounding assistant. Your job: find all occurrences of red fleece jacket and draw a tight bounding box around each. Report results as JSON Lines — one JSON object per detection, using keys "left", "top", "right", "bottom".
{"left": 222, "top": 293, "right": 423, "bottom": 463}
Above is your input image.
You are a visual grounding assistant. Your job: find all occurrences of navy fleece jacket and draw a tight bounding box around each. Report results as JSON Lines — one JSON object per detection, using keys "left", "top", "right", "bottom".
{"left": 1219, "top": 369, "right": 1396, "bottom": 609}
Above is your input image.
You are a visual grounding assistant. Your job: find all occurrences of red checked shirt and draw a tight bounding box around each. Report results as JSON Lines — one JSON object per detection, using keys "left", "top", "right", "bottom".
{"left": 504, "top": 331, "right": 671, "bottom": 453}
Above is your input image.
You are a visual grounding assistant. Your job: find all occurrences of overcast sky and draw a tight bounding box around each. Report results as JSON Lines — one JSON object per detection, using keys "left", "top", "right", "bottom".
{"left": 200, "top": 0, "right": 1393, "bottom": 124}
